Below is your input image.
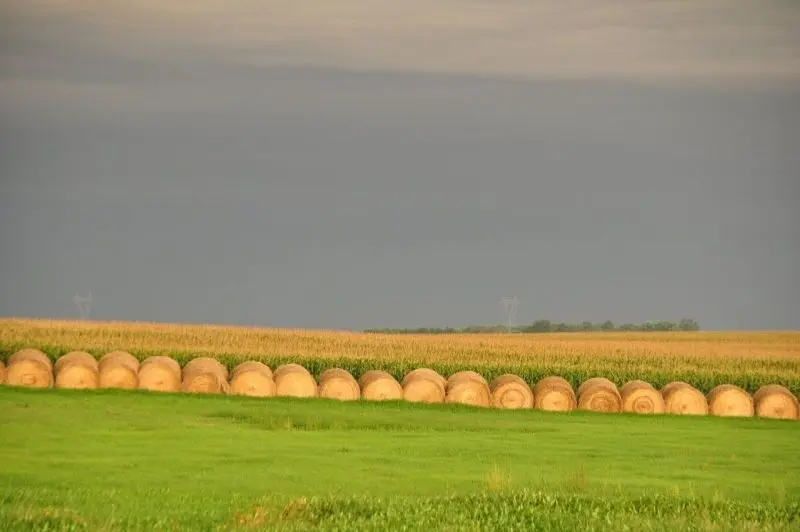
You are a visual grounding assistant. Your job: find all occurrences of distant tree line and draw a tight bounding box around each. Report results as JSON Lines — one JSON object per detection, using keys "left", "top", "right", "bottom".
{"left": 365, "top": 318, "right": 700, "bottom": 334}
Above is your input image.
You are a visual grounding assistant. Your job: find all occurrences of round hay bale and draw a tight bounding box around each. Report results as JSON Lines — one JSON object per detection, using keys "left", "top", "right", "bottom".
{"left": 660, "top": 381, "right": 688, "bottom": 398}
{"left": 54, "top": 351, "right": 98, "bottom": 374}
{"left": 578, "top": 377, "right": 621, "bottom": 413}
{"left": 318, "top": 368, "right": 360, "bottom": 401}
{"left": 445, "top": 377, "right": 491, "bottom": 407}
{"left": 446, "top": 370, "right": 488, "bottom": 388}
{"left": 274, "top": 364, "right": 317, "bottom": 398}
{"left": 401, "top": 368, "right": 446, "bottom": 390}
{"left": 403, "top": 374, "right": 445, "bottom": 404}
{"left": 183, "top": 357, "right": 228, "bottom": 380}
{"left": 620, "top": 380, "right": 665, "bottom": 414}
{"left": 274, "top": 363, "right": 311, "bottom": 381}
{"left": 99, "top": 364, "right": 138, "bottom": 390}
{"left": 55, "top": 363, "right": 99, "bottom": 390}
{"left": 232, "top": 361, "right": 273, "bottom": 380}
{"left": 577, "top": 377, "right": 617, "bottom": 397}
{"left": 357, "top": 369, "right": 392, "bottom": 387}
{"left": 490, "top": 374, "right": 534, "bottom": 409}
{"left": 181, "top": 366, "right": 229, "bottom": 395}
{"left": 138, "top": 361, "right": 181, "bottom": 392}
{"left": 0, "top": 360, "right": 5, "bottom": 384}
{"left": 140, "top": 356, "right": 181, "bottom": 379}
{"left": 661, "top": 381, "right": 708, "bottom": 416}
{"left": 707, "top": 384, "right": 754, "bottom": 417}
{"left": 99, "top": 351, "right": 139, "bottom": 373}
{"left": 753, "top": 385, "right": 799, "bottom": 420}
{"left": 8, "top": 348, "right": 53, "bottom": 372}
{"left": 230, "top": 367, "right": 276, "bottom": 397}
{"left": 5, "top": 359, "right": 53, "bottom": 388}
{"left": 533, "top": 376, "right": 576, "bottom": 412}
{"left": 359, "top": 370, "right": 404, "bottom": 401}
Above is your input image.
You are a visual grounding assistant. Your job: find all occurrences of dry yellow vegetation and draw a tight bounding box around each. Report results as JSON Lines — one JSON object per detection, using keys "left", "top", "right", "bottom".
{"left": 1, "top": 318, "right": 798, "bottom": 362}
{"left": 1, "top": 318, "right": 799, "bottom": 394}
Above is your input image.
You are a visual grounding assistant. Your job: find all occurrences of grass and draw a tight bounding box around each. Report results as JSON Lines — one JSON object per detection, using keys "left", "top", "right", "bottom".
{"left": 1, "top": 387, "right": 799, "bottom": 530}
{"left": 1, "top": 319, "right": 800, "bottom": 396}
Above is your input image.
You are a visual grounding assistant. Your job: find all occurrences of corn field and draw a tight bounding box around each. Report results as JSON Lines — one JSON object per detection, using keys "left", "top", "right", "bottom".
{"left": 1, "top": 318, "right": 799, "bottom": 395}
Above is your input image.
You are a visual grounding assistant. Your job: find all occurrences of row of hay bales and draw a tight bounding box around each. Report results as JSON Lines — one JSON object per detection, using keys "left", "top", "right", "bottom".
{"left": 1, "top": 349, "right": 798, "bottom": 420}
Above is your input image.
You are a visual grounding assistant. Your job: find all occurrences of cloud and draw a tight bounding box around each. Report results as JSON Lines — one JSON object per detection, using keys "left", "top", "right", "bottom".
{"left": 4, "top": 0, "right": 800, "bottom": 85}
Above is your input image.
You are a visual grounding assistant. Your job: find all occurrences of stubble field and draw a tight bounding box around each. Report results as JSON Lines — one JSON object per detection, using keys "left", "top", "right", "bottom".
{"left": 1, "top": 318, "right": 799, "bottom": 531}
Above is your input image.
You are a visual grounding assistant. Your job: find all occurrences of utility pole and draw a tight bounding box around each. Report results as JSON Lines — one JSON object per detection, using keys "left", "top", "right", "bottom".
{"left": 73, "top": 291, "right": 93, "bottom": 319}
{"left": 499, "top": 296, "right": 520, "bottom": 331}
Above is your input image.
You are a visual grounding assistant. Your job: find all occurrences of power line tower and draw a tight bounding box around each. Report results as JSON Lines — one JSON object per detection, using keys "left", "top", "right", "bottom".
{"left": 73, "top": 292, "right": 93, "bottom": 320}
{"left": 498, "top": 296, "right": 520, "bottom": 331}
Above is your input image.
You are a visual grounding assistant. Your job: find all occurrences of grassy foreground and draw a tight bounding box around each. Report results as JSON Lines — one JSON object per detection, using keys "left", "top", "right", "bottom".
{"left": 1, "top": 387, "right": 799, "bottom": 531}
{"left": 2, "top": 319, "right": 800, "bottom": 394}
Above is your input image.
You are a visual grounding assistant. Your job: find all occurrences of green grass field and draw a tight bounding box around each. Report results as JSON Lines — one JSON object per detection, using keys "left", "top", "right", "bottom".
{"left": 1, "top": 387, "right": 798, "bottom": 531}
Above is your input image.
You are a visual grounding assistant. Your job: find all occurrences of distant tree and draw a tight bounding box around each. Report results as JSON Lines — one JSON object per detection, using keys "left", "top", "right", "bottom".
{"left": 365, "top": 317, "right": 699, "bottom": 334}
{"left": 678, "top": 318, "right": 700, "bottom": 331}
{"left": 641, "top": 320, "right": 683, "bottom": 331}
{"left": 529, "top": 319, "right": 553, "bottom": 333}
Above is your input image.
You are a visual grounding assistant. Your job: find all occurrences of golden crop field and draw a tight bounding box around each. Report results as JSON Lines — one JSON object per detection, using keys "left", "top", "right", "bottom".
{"left": 2, "top": 318, "right": 799, "bottom": 394}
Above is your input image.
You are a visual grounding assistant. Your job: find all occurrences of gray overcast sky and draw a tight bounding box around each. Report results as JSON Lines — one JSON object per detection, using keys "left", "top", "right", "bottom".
{"left": 1, "top": 1, "right": 799, "bottom": 330}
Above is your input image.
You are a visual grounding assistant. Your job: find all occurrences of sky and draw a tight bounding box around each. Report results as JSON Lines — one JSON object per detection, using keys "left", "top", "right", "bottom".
{"left": 1, "top": 0, "right": 799, "bottom": 330}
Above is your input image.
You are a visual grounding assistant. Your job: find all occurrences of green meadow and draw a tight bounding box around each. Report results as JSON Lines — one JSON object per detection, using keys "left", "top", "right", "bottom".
{"left": 1, "top": 387, "right": 798, "bottom": 531}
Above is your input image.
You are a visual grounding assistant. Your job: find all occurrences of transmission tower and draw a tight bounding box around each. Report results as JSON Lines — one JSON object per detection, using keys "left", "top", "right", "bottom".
{"left": 499, "top": 296, "right": 520, "bottom": 331}
{"left": 73, "top": 292, "right": 93, "bottom": 320}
